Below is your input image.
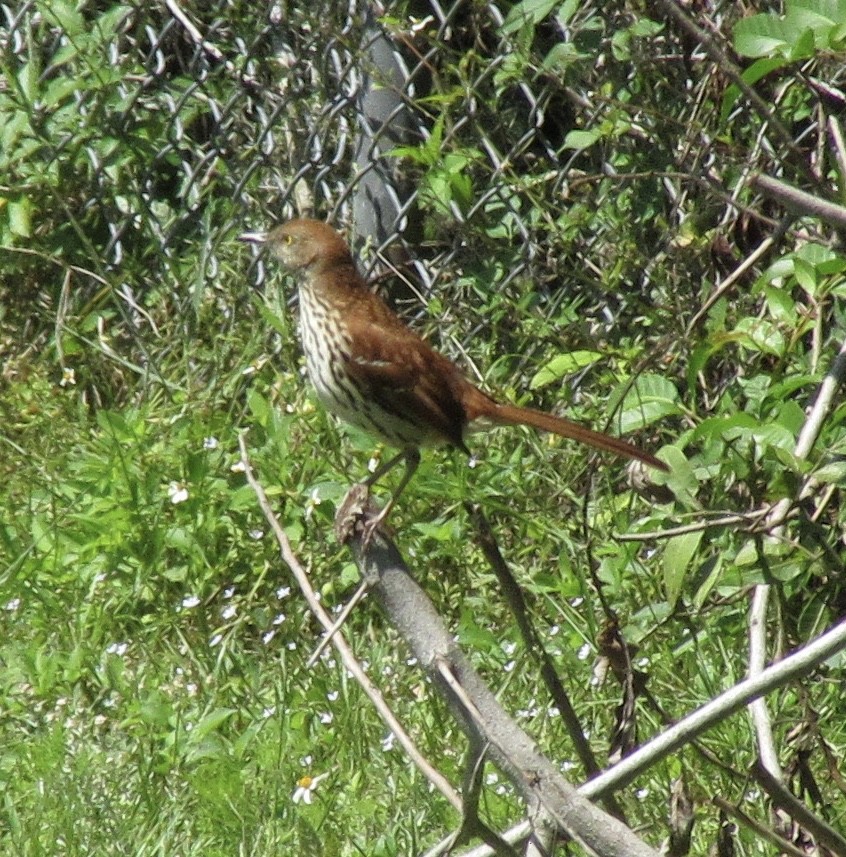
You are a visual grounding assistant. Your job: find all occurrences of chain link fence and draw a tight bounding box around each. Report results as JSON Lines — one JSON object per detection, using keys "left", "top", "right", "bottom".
{"left": 4, "top": 0, "right": 844, "bottom": 410}
{"left": 2, "top": 1, "right": 739, "bottom": 366}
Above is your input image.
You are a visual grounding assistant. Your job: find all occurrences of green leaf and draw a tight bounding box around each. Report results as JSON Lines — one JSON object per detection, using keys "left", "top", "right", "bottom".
{"left": 529, "top": 350, "right": 602, "bottom": 390}
{"left": 762, "top": 285, "right": 797, "bottom": 324}
{"left": 731, "top": 318, "right": 786, "bottom": 357}
{"left": 40, "top": 0, "right": 86, "bottom": 36}
{"left": 813, "top": 461, "right": 846, "bottom": 484}
{"left": 191, "top": 708, "right": 237, "bottom": 740}
{"left": 693, "top": 555, "right": 723, "bottom": 610}
{"left": 618, "top": 373, "right": 682, "bottom": 433}
{"left": 542, "top": 42, "right": 586, "bottom": 71}
{"left": 663, "top": 531, "right": 703, "bottom": 608}
{"left": 720, "top": 57, "right": 785, "bottom": 123}
{"left": 733, "top": 15, "right": 794, "bottom": 58}
{"left": 786, "top": 0, "right": 846, "bottom": 36}
{"left": 17, "top": 59, "right": 40, "bottom": 104}
{"left": 501, "top": 0, "right": 560, "bottom": 35}
{"left": 563, "top": 128, "right": 602, "bottom": 150}
{"left": 8, "top": 196, "right": 32, "bottom": 237}
{"left": 96, "top": 409, "right": 139, "bottom": 441}
{"left": 42, "top": 76, "right": 81, "bottom": 109}
{"left": 94, "top": 4, "right": 132, "bottom": 40}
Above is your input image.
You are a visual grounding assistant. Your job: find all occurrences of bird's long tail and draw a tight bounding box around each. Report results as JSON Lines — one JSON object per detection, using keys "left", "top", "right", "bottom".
{"left": 466, "top": 391, "right": 667, "bottom": 471}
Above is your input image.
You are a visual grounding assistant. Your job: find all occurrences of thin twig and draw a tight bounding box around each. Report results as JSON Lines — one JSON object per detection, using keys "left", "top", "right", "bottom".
{"left": 751, "top": 174, "right": 846, "bottom": 229}
{"left": 749, "top": 334, "right": 846, "bottom": 784}
{"left": 655, "top": 0, "right": 822, "bottom": 189}
{"left": 465, "top": 505, "right": 610, "bottom": 788}
{"left": 579, "top": 620, "right": 846, "bottom": 799}
{"left": 829, "top": 117, "right": 846, "bottom": 183}
{"left": 712, "top": 796, "right": 808, "bottom": 857}
{"left": 305, "top": 580, "right": 369, "bottom": 668}
{"left": 615, "top": 509, "right": 771, "bottom": 541}
{"left": 237, "top": 433, "right": 462, "bottom": 812}
{"left": 752, "top": 761, "right": 846, "bottom": 857}
{"left": 686, "top": 217, "right": 793, "bottom": 335}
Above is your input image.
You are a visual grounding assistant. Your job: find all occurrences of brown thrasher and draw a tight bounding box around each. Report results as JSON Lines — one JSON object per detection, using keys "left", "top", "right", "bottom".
{"left": 240, "top": 219, "right": 667, "bottom": 534}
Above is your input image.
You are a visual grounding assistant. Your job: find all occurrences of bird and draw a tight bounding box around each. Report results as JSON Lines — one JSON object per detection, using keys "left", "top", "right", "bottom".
{"left": 239, "top": 219, "right": 667, "bottom": 538}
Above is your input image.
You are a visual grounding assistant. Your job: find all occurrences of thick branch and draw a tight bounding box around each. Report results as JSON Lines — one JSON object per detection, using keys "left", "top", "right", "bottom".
{"left": 346, "top": 524, "right": 661, "bottom": 857}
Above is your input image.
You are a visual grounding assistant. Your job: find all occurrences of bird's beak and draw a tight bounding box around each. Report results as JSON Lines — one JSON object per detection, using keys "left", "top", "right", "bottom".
{"left": 238, "top": 231, "right": 268, "bottom": 245}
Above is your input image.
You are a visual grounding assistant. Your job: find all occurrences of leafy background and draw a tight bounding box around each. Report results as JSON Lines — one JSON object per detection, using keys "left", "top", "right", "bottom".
{"left": 2, "top": 0, "right": 846, "bottom": 854}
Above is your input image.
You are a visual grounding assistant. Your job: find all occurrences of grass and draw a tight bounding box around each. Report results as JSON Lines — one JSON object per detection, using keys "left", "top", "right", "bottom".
{"left": 4, "top": 2, "right": 846, "bottom": 851}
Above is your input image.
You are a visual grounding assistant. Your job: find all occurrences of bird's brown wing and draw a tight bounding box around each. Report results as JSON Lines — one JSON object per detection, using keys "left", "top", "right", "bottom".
{"left": 341, "top": 310, "right": 471, "bottom": 451}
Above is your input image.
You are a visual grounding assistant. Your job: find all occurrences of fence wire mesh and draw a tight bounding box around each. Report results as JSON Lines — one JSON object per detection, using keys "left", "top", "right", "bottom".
{"left": 2, "top": 1, "right": 844, "bottom": 397}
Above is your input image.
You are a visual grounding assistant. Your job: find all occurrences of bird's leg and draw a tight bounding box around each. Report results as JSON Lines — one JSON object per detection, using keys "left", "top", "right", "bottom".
{"left": 360, "top": 447, "right": 421, "bottom": 545}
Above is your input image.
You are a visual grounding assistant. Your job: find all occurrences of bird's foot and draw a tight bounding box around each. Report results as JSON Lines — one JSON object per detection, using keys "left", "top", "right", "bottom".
{"left": 334, "top": 482, "right": 394, "bottom": 549}
{"left": 334, "top": 483, "right": 372, "bottom": 544}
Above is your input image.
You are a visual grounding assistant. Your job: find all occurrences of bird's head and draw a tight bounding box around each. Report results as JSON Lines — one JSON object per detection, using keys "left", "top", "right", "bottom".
{"left": 239, "top": 219, "right": 352, "bottom": 273}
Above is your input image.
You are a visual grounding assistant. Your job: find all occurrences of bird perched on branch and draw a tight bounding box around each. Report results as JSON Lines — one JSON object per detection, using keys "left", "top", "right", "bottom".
{"left": 240, "top": 219, "right": 667, "bottom": 538}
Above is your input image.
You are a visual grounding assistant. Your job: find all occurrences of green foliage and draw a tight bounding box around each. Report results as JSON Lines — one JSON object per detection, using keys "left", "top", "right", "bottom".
{"left": 733, "top": 0, "right": 846, "bottom": 60}
{"left": 3, "top": 0, "right": 846, "bottom": 854}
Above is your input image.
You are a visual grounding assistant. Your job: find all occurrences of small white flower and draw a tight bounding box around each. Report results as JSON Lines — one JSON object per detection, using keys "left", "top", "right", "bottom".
{"left": 262, "top": 706, "right": 276, "bottom": 719}
{"left": 263, "top": 630, "right": 276, "bottom": 645}
{"left": 249, "top": 529, "right": 264, "bottom": 540}
{"left": 230, "top": 460, "right": 246, "bottom": 473}
{"left": 181, "top": 595, "right": 201, "bottom": 609}
{"left": 5, "top": 598, "right": 21, "bottom": 612}
{"left": 209, "top": 633, "right": 223, "bottom": 647}
{"left": 304, "top": 488, "right": 322, "bottom": 521}
{"left": 319, "top": 711, "right": 333, "bottom": 725}
{"left": 106, "top": 642, "right": 128, "bottom": 656}
{"left": 326, "top": 690, "right": 339, "bottom": 702}
{"left": 272, "top": 612, "right": 286, "bottom": 626}
{"left": 223, "top": 586, "right": 235, "bottom": 598}
{"left": 292, "top": 772, "right": 329, "bottom": 805}
{"left": 504, "top": 660, "right": 516, "bottom": 673}
{"left": 577, "top": 643, "right": 591, "bottom": 661}
{"left": 221, "top": 604, "right": 237, "bottom": 620}
{"left": 276, "top": 586, "right": 291, "bottom": 599}
{"left": 60, "top": 367, "right": 76, "bottom": 387}
{"left": 203, "top": 436, "right": 219, "bottom": 450}
{"left": 381, "top": 731, "right": 396, "bottom": 752}
{"left": 168, "top": 482, "right": 189, "bottom": 504}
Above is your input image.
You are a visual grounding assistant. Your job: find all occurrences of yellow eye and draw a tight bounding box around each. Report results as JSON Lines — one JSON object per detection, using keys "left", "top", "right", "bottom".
{"left": 283, "top": 234, "right": 293, "bottom": 245}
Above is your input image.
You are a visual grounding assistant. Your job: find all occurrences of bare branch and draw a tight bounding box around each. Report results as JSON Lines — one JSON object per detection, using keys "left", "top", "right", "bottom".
{"left": 580, "top": 620, "right": 846, "bottom": 800}
{"left": 751, "top": 174, "right": 846, "bottom": 230}
{"left": 343, "top": 517, "right": 661, "bottom": 857}
{"left": 237, "top": 434, "right": 462, "bottom": 812}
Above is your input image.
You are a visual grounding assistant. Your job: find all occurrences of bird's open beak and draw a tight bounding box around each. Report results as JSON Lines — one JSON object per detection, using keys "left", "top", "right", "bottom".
{"left": 238, "top": 231, "right": 268, "bottom": 245}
